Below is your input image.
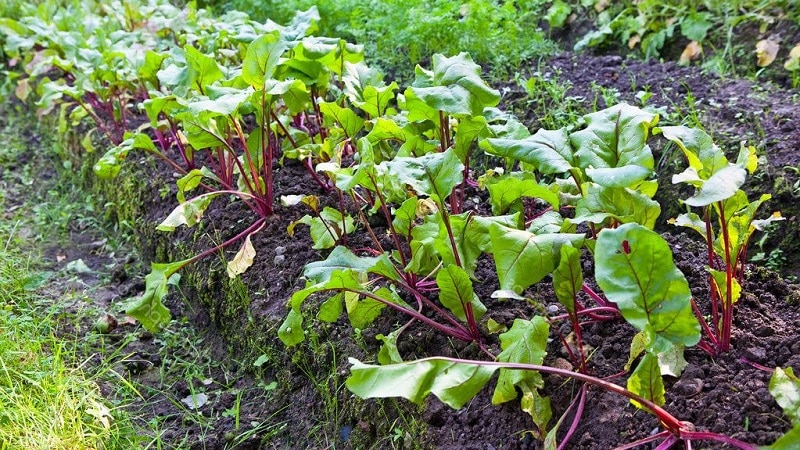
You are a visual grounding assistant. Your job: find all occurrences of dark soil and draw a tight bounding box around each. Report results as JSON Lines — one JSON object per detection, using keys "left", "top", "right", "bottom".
{"left": 11, "top": 50, "right": 800, "bottom": 450}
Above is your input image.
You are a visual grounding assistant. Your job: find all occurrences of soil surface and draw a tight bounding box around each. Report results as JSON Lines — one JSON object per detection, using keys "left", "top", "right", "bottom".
{"left": 12, "top": 50, "right": 800, "bottom": 449}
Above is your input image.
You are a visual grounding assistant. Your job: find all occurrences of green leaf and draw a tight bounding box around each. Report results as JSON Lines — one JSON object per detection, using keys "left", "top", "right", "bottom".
{"left": 480, "top": 128, "right": 575, "bottom": 174}
{"left": 764, "top": 425, "right": 800, "bottom": 449}
{"left": 571, "top": 104, "right": 657, "bottom": 187}
{"left": 492, "top": 317, "right": 549, "bottom": 404}
{"left": 302, "top": 246, "right": 395, "bottom": 284}
{"left": 176, "top": 169, "right": 205, "bottom": 203}
{"left": 657, "top": 126, "right": 726, "bottom": 176}
{"left": 319, "top": 102, "right": 364, "bottom": 138}
{"left": 681, "top": 11, "right": 713, "bottom": 42}
{"left": 278, "top": 308, "right": 304, "bottom": 346}
{"left": 553, "top": 244, "right": 583, "bottom": 315}
{"left": 708, "top": 268, "right": 742, "bottom": 306}
{"left": 345, "top": 289, "right": 387, "bottom": 330}
{"left": 448, "top": 213, "right": 522, "bottom": 277}
{"left": 436, "top": 264, "right": 486, "bottom": 323}
{"left": 376, "top": 330, "right": 403, "bottom": 365}
{"left": 490, "top": 224, "right": 584, "bottom": 294}
{"left": 346, "top": 357, "right": 497, "bottom": 409}
{"left": 627, "top": 353, "right": 665, "bottom": 410}
{"left": 383, "top": 148, "right": 463, "bottom": 202}
{"left": 156, "top": 193, "right": 220, "bottom": 232}
{"left": 318, "top": 294, "right": 344, "bottom": 322}
{"left": 288, "top": 207, "right": 355, "bottom": 249}
{"left": 411, "top": 53, "right": 500, "bottom": 117}
{"left": 486, "top": 175, "right": 559, "bottom": 216}
{"left": 343, "top": 61, "right": 397, "bottom": 118}
{"left": 242, "top": 32, "right": 286, "bottom": 88}
{"left": 125, "top": 260, "right": 188, "bottom": 332}
{"left": 492, "top": 317, "right": 551, "bottom": 435}
{"left": 595, "top": 224, "right": 701, "bottom": 353}
{"left": 769, "top": 367, "right": 800, "bottom": 425}
{"left": 185, "top": 45, "right": 225, "bottom": 91}
{"left": 572, "top": 183, "right": 661, "bottom": 229}
{"left": 674, "top": 164, "right": 746, "bottom": 207}
{"left": 545, "top": 0, "right": 572, "bottom": 28}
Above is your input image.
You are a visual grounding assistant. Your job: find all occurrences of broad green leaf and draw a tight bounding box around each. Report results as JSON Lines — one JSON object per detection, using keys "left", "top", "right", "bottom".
{"left": 226, "top": 234, "right": 256, "bottom": 278}
{"left": 492, "top": 317, "right": 549, "bottom": 404}
{"left": 658, "top": 126, "right": 726, "bottom": 176}
{"left": 411, "top": 53, "right": 500, "bottom": 117}
{"left": 125, "top": 260, "right": 187, "bottom": 332}
{"left": 343, "top": 61, "right": 397, "bottom": 117}
{"left": 346, "top": 357, "right": 497, "bottom": 409}
{"left": 302, "top": 246, "right": 395, "bottom": 283}
{"left": 242, "top": 32, "right": 286, "bottom": 88}
{"left": 156, "top": 193, "right": 220, "bottom": 232}
{"left": 675, "top": 164, "right": 746, "bottom": 207}
{"left": 486, "top": 175, "right": 559, "bottom": 216}
{"left": 436, "top": 264, "right": 486, "bottom": 323}
{"left": 595, "top": 224, "right": 701, "bottom": 353}
{"left": 627, "top": 353, "right": 665, "bottom": 410}
{"left": 769, "top": 367, "right": 800, "bottom": 425}
{"left": 187, "top": 87, "right": 253, "bottom": 116}
{"left": 93, "top": 143, "right": 129, "bottom": 179}
{"left": 553, "top": 244, "right": 582, "bottom": 315}
{"left": 448, "top": 213, "right": 521, "bottom": 277}
{"left": 572, "top": 183, "right": 661, "bottom": 229}
{"left": 490, "top": 224, "right": 584, "bottom": 294}
{"left": 681, "top": 11, "right": 713, "bottom": 41}
{"left": 670, "top": 212, "right": 708, "bottom": 241}
{"left": 383, "top": 148, "right": 463, "bottom": 201}
{"left": 185, "top": 45, "right": 225, "bottom": 91}
{"left": 480, "top": 128, "right": 574, "bottom": 174}
{"left": 319, "top": 102, "right": 364, "bottom": 138}
{"left": 453, "top": 115, "right": 487, "bottom": 161}
{"left": 571, "top": 104, "right": 657, "bottom": 187}
{"left": 392, "top": 198, "right": 420, "bottom": 240}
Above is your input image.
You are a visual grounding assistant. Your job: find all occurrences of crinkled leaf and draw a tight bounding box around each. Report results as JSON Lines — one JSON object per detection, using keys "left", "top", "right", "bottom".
{"left": 436, "top": 264, "right": 486, "bottom": 322}
{"left": 573, "top": 183, "right": 661, "bottom": 229}
{"left": 346, "top": 357, "right": 497, "bottom": 409}
{"left": 411, "top": 53, "right": 500, "bottom": 117}
{"left": 492, "top": 317, "right": 549, "bottom": 404}
{"left": 571, "top": 104, "right": 657, "bottom": 186}
{"left": 480, "top": 128, "right": 574, "bottom": 174}
{"left": 486, "top": 175, "right": 559, "bottom": 216}
{"left": 595, "top": 224, "right": 700, "bottom": 353}
{"left": 627, "top": 353, "right": 665, "bottom": 410}
{"left": 383, "top": 148, "right": 463, "bottom": 201}
{"left": 490, "top": 224, "right": 584, "bottom": 294}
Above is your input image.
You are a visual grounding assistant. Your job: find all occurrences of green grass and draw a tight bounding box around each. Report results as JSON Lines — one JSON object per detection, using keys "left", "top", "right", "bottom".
{"left": 0, "top": 233, "right": 140, "bottom": 449}
{"left": 0, "top": 103, "right": 141, "bottom": 449}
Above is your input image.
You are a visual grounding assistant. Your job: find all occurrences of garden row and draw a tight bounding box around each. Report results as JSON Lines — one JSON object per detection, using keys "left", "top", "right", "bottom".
{"left": 1, "top": 1, "right": 798, "bottom": 448}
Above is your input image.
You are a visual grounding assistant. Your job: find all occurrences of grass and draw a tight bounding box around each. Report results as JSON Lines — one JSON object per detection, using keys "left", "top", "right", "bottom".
{"left": 0, "top": 102, "right": 142, "bottom": 449}
{"left": 0, "top": 228, "right": 140, "bottom": 449}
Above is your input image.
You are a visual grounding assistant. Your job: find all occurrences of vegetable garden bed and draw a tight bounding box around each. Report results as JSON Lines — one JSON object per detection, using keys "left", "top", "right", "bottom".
{"left": 2, "top": 1, "right": 799, "bottom": 449}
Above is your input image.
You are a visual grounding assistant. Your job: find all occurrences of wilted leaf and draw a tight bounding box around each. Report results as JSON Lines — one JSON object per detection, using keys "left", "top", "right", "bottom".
{"left": 756, "top": 39, "right": 780, "bottom": 67}
{"left": 679, "top": 41, "right": 703, "bottom": 65}
{"left": 226, "top": 235, "right": 256, "bottom": 278}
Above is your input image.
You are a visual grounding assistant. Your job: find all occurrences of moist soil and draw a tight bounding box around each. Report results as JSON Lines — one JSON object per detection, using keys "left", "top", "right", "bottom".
{"left": 15, "top": 51, "right": 800, "bottom": 449}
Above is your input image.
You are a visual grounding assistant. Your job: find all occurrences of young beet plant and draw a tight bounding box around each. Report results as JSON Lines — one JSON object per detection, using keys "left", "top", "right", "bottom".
{"left": 660, "top": 126, "right": 783, "bottom": 355}
{"left": 92, "top": 10, "right": 367, "bottom": 331}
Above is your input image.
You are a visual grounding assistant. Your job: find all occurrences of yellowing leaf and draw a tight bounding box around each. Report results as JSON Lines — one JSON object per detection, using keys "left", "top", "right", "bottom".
{"left": 785, "top": 44, "right": 800, "bottom": 71}
{"left": 679, "top": 41, "right": 703, "bottom": 64}
{"left": 594, "top": 0, "right": 610, "bottom": 12}
{"left": 628, "top": 35, "right": 641, "bottom": 49}
{"left": 756, "top": 39, "right": 780, "bottom": 67}
{"left": 226, "top": 235, "right": 256, "bottom": 278}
